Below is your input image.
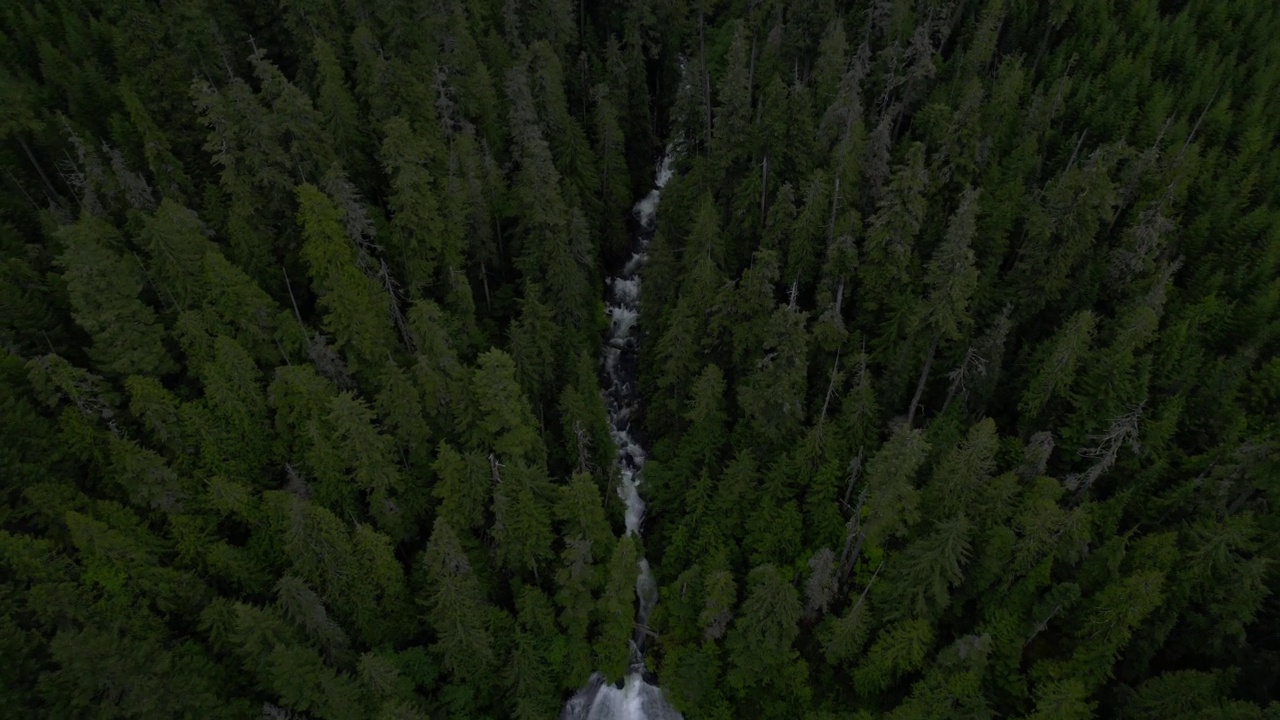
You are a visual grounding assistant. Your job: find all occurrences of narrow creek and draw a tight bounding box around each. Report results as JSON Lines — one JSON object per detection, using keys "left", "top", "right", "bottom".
{"left": 559, "top": 153, "right": 683, "bottom": 720}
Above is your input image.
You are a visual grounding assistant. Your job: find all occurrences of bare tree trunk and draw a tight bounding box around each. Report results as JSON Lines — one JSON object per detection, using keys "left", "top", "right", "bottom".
{"left": 837, "top": 482, "right": 867, "bottom": 588}
{"left": 828, "top": 177, "right": 841, "bottom": 240}
{"left": 491, "top": 212, "right": 501, "bottom": 263}
{"left": 838, "top": 516, "right": 867, "bottom": 590}
{"left": 905, "top": 336, "right": 939, "bottom": 427}
{"left": 581, "top": 54, "right": 590, "bottom": 120}
{"left": 1025, "top": 604, "right": 1062, "bottom": 647}
{"left": 1227, "top": 487, "right": 1256, "bottom": 516}
{"left": 1030, "top": 21, "right": 1053, "bottom": 76}
{"left": 760, "top": 155, "right": 769, "bottom": 230}
{"left": 841, "top": 450, "right": 863, "bottom": 508}
{"left": 1064, "top": 131, "right": 1087, "bottom": 174}
{"left": 939, "top": 355, "right": 967, "bottom": 418}
{"left": 818, "top": 348, "right": 841, "bottom": 426}
{"left": 1152, "top": 82, "right": 1222, "bottom": 207}
{"left": 382, "top": 260, "right": 415, "bottom": 352}
{"left": 700, "top": 12, "right": 713, "bottom": 153}
{"left": 848, "top": 559, "right": 885, "bottom": 614}
{"left": 18, "top": 138, "right": 64, "bottom": 207}
{"left": 573, "top": 420, "right": 590, "bottom": 474}
{"left": 489, "top": 453, "right": 504, "bottom": 486}
{"left": 4, "top": 169, "right": 40, "bottom": 211}
{"left": 283, "top": 269, "right": 309, "bottom": 334}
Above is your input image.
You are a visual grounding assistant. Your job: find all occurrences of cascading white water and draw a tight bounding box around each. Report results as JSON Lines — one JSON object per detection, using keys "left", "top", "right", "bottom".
{"left": 561, "top": 154, "right": 683, "bottom": 720}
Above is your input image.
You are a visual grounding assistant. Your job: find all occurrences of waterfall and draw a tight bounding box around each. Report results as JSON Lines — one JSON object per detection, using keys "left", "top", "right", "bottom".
{"left": 560, "top": 153, "right": 682, "bottom": 720}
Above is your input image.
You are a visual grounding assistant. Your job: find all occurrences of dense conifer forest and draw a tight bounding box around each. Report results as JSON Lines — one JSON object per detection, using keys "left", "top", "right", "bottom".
{"left": 2, "top": 0, "right": 1279, "bottom": 717}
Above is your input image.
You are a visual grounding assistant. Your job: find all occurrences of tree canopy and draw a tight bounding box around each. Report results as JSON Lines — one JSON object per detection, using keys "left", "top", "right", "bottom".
{"left": 1, "top": 0, "right": 1279, "bottom": 717}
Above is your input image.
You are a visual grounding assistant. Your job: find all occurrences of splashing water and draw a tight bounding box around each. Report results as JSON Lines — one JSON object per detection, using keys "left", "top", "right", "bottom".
{"left": 562, "top": 673, "right": 684, "bottom": 720}
{"left": 561, "top": 153, "right": 682, "bottom": 720}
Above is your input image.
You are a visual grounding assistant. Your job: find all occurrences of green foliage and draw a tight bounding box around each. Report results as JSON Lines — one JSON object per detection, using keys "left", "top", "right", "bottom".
{"left": 463, "top": 349, "right": 545, "bottom": 467}
{"left": 855, "top": 619, "right": 936, "bottom": 697}
{"left": 55, "top": 217, "right": 175, "bottom": 377}
{"left": 296, "top": 182, "right": 397, "bottom": 375}
{"left": 596, "top": 535, "right": 638, "bottom": 681}
{"left": 381, "top": 116, "right": 451, "bottom": 297}
{"left": 2, "top": 2, "right": 1279, "bottom": 718}
{"left": 1021, "top": 311, "right": 1098, "bottom": 421}
{"left": 422, "top": 518, "right": 496, "bottom": 685}
{"left": 864, "top": 427, "right": 931, "bottom": 545}
{"left": 724, "top": 564, "right": 808, "bottom": 707}
{"left": 877, "top": 514, "right": 974, "bottom": 621}
{"left": 921, "top": 187, "right": 981, "bottom": 342}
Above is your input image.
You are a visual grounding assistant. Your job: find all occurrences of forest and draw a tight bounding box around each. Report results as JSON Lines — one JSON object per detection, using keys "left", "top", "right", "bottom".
{"left": 1, "top": 0, "right": 1279, "bottom": 718}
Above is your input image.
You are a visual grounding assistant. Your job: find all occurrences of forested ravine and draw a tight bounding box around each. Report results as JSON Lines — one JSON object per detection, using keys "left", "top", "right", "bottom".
{"left": 4, "top": 0, "right": 1280, "bottom": 718}
{"left": 562, "top": 154, "right": 682, "bottom": 719}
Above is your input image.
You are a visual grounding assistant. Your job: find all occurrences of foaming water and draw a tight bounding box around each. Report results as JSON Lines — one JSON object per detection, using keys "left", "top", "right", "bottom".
{"left": 561, "top": 152, "right": 681, "bottom": 720}
{"left": 562, "top": 673, "right": 683, "bottom": 720}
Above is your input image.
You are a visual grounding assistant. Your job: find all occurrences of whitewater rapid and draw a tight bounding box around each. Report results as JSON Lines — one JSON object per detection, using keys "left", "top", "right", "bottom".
{"left": 560, "top": 154, "right": 682, "bottom": 720}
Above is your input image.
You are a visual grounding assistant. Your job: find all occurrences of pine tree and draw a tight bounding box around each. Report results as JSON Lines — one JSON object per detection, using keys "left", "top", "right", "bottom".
{"left": 855, "top": 618, "right": 935, "bottom": 698}
{"left": 380, "top": 116, "right": 451, "bottom": 298}
{"left": 463, "top": 349, "right": 546, "bottom": 468}
{"left": 325, "top": 390, "right": 413, "bottom": 539}
{"left": 877, "top": 514, "right": 974, "bottom": 621}
{"left": 248, "top": 48, "right": 335, "bottom": 181}
{"left": 490, "top": 461, "right": 556, "bottom": 575}
{"left": 349, "top": 523, "right": 417, "bottom": 645}
{"left": 55, "top": 217, "right": 175, "bottom": 377}
{"left": 374, "top": 360, "right": 433, "bottom": 471}
{"left": 433, "top": 441, "right": 491, "bottom": 533}
{"left": 920, "top": 187, "right": 981, "bottom": 344}
{"left": 725, "top": 564, "right": 808, "bottom": 709}
{"left": 593, "top": 83, "right": 634, "bottom": 264}
{"left": 508, "top": 286, "right": 560, "bottom": 409}
{"left": 596, "top": 535, "right": 638, "bottom": 681}
{"left": 265, "top": 643, "right": 368, "bottom": 719}
{"left": 313, "top": 38, "right": 368, "bottom": 180}
{"left": 197, "top": 251, "right": 288, "bottom": 366}
{"left": 785, "top": 171, "right": 832, "bottom": 299}
{"left": 138, "top": 198, "right": 218, "bottom": 309}
{"left": 861, "top": 142, "right": 930, "bottom": 321}
{"left": 922, "top": 417, "right": 1000, "bottom": 520}
{"left": 1020, "top": 310, "right": 1098, "bottom": 422}
{"left": 555, "top": 533, "right": 601, "bottom": 687}
{"left": 407, "top": 299, "right": 467, "bottom": 432}
{"left": 422, "top": 518, "right": 497, "bottom": 685}
{"left": 296, "top": 182, "right": 397, "bottom": 376}
{"left": 711, "top": 21, "right": 754, "bottom": 178}
{"left": 863, "top": 427, "right": 931, "bottom": 547}
{"left": 506, "top": 585, "right": 564, "bottom": 719}
{"left": 558, "top": 351, "right": 617, "bottom": 476}
{"left": 190, "top": 335, "right": 273, "bottom": 485}
{"left": 737, "top": 304, "right": 810, "bottom": 448}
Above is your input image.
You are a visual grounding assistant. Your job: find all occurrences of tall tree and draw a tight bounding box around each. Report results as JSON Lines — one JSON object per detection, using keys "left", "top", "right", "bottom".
{"left": 296, "top": 182, "right": 398, "bottom": 376}
{"left": 56, "top": 217, "right": 175, "bottom": 377}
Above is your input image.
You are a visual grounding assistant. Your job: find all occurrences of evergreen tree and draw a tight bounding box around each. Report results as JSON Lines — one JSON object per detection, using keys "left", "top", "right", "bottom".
{"left": 596, "top": 535, "right": 638, "bottom": 681}
{"left": 380, "top": 116, "right": 452, "bottom": 299}
{"left": 422, "top": 518, "right": 497, "bottom": 688}
{"left": 2, "top": 2, "right": 1280, "bottom": 718}
{"left": 55, "top": 217, "right": 175, "bottom": 377}
{"left": 725, "top": 564, "right": 809, "bottom": 713}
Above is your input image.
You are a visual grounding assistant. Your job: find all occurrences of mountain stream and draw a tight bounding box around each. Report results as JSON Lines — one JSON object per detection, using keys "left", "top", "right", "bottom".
{"left": 559, "top": 153, "right": 683, "bottom": 720}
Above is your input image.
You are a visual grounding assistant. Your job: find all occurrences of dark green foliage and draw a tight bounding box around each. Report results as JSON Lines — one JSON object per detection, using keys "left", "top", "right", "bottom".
{"left": 55, "top": 217, "right": 175, "bottom": 377}
{"left": 0, "top": 0, "right": 1278, "bottom": 717}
